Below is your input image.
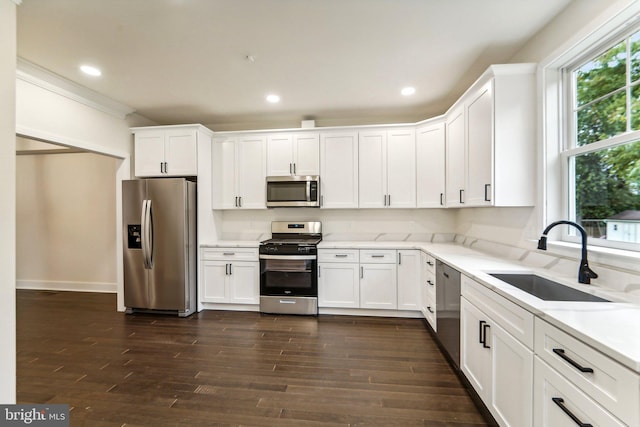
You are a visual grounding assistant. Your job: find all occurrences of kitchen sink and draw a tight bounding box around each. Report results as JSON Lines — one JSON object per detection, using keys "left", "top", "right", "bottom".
{"left": 488, "top": 273, "right": 610, "bottom": 302}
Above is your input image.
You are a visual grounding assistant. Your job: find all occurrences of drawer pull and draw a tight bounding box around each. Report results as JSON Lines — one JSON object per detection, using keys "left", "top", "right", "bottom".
{"left": 371, "top": 254, "right": 385, "bottom": 258}
{"left": 334, "top": 254, "right": 348, "bottom": 258}
{"left": 426, "top": 260, "right": 434, "bottom": 267}
{"left": 223, "top": 252, "right": 236, "bottom": 256}
{"left": 552, "top": 348, "right": 594, "bottom": 373}
{"left": 552, "top": 397, "right": 593, "bottom": 427}
{"left": 427, "top": 280, "right": 434, "bottom": 286}
{"left": 426, "top": 306, "right": 434, "bottom": 314}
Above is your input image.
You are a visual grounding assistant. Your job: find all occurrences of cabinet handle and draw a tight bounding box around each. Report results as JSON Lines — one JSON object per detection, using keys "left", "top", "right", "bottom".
{"left": 360, "top": 266, "right": 364, "bottom": 279}
{"left": 223, "top": 252, "right": 235, "bottom": 256}
{"left": 388, "top": 194, "right": 391, "bottom": 206}
{"left": 552, "top": 349, "right": 594, "bottom": 373}
{"left": 293, "top": 163, "right": 296, "bottom": 175}
{"left": 383, "top": 194, "right": 387, "bottom": 206}
{"left": 239, "top": 196, "right": 242, "bottom": 207}
{"left": 427, "top": 260, "right": 434, "bottom": 267}
{"left": 552, "top": 397, "right": 593, "bottom": 427}
{"left": 234, "top": 196, "right": 238, "bottom": 207}
{"left": 459, "top": 189, "right": 465, "bottom": 204}
{"left": 443, "top": 272, "right": 450, "bottom": 278}
{"left": 484, "top": 184, "right": 491, "bottom": 202}
{"left": 371, "top": 254, "right": 385, "bottom": 258}
{"left": 427, "top": 279, "right": 434, "bottom": 286}
{"left": 427, "top": 306, "right": 434, "bottom": 313}
{"left": 229, "top": 263, "right": 232, "bottom": 275}
{"left": 334, "top": 254, "right": 348, "bottom": 258}
{"left": 482, "top": 323, "right": 491, "bottom": 348}
{"left": 160, "top": 162, "right": 164, "bottom": 174}
{"left": 165, "top": 162, "right": 168, "bottom": 173}
{"left": 398, "top": 252, "right": 402, "bottom": 265}
{"left": 440, "top": 193, "right": 444, "bottom": 206}
{"left": 479, "top": 320, "right": 486, "bottom": 345}
{"left": 225, "top": 263, "right": 229, "bottom": 275}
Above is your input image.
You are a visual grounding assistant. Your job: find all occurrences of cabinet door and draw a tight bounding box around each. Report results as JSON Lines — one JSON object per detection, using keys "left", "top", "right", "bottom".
{"left": 237, "top": 135, "right": 266, "bottom": 209}
{"left": 293, "top": 133, "right": 320, "bottom": 175}
{"left": 446, "top": 108, "right": 465, "bottom": 207}
{"left": 466, "top": 81, "right": 493, "bottom": 206}
{"left": 490, "top": 321, "right": 533, "bottom": 427}
{"left": 358, "top": 131, "right": 387, "bottom": 208}
{"left": 228, "top": 262, "right": 259, "bottom": 304}
{"left": 360, "top": 263, "right": 397, "bottom": 309}
{"left": 416, "top": 122, "right": 446, "bottom": 207}
{"left": 534, "top": 357, "right": 624, "bottom": 427}
{"left": 164, "top": 129, "right": 198, "bottom": 176}
{"left": 266, "top": 133, "right": 294, "bottom": 176}
{"left": 386, "top": 129, "right": 416, "bottom": 208}
{"left": 460, "top": 297, "right": 491, "bottom": 398}
{"left": 212, "top": 138, "right": 238, "bottom": 209}
{"left": 202, "top": 261, "right": 229, "bottom": 303}
{"left": 397, "top": 250, "right": 421, "bottom": 311}
{"left": 318, "top": 263, "right": 360, "bottom": 308}
{"left": 134, "top": 131, "right": 165, "bottom": 177}
{"left": 320, "top": 132, "right": 359, "bottom": 208}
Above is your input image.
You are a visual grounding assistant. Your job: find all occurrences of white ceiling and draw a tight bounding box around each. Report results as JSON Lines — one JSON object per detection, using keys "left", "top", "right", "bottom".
{"left": 17, "top": 0, "right": 573, "bottom": 130}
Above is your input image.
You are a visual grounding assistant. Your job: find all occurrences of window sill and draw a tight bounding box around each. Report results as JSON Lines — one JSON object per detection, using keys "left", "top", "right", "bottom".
{"left": 544, "top": 240, "right": 640, "bottom": 271}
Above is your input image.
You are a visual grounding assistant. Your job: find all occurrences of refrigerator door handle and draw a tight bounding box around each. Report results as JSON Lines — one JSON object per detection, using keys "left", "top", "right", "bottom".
{"left": 141, "top": 199, "right": 154, "bottom": 269}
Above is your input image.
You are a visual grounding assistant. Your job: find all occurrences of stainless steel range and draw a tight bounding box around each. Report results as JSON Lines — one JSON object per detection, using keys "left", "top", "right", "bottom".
{"left": 259, "top": 221, "right": 321, "bottom": 315}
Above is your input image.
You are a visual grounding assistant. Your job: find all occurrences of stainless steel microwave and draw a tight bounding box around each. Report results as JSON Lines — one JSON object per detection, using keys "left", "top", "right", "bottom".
{"left": 266, "top": 176, "right": 320, "bottom": 208}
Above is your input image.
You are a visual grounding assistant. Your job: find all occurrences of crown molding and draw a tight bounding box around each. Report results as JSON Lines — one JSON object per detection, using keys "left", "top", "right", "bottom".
{"left": 16, "top": 57, "right": 135, "bottom": 119}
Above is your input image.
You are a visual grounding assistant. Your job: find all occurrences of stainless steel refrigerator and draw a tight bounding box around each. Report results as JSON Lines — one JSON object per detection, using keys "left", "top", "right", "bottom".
{"left": 122, "top": 178, "right": 196, "bottom": 317}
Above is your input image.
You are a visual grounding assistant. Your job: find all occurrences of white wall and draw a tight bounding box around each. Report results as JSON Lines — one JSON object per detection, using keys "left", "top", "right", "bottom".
{"left": 0, "top": 0, "right": 17, "bottom": 405}
{"left": 16, "top": 152, "right": 118, "bottom": 292}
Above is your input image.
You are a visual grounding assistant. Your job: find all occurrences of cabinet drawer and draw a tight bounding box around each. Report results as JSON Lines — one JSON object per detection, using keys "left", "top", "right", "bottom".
{"left": 461, "top": 275, "right": 534, "bottom": 349}
{"left": 535, "top": 318, "right": 640, "bottom": 427}
{"left": 202, "top": 247, "right": 258, "bottom": 261}
{"left": 318, "top": 249, "right": 359, "bottom": 263}
{"left": 534, "top": 357, "right": 625, "bottom": 427}
{"left": 424, "top": 253, "right": 436, "bottom": 273}
{"left": 360, "top": 249, "right": 396, "bottom": 263}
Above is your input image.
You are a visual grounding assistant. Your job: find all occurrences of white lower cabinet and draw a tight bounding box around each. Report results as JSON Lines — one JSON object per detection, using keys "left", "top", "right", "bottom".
{"left": 534, "top": 357, "right": 625, "bottom": 427}
{"left": 318, "top": 249, "right": 360, "bottom": 308}
{"left": 360, "top": 263, "right": 397, "bottom": 309}
{"left": 461, "top": 277, "right": 534, "bottom": 427}
{"left": 533, "top": 318, "right": 640, "bottom": 427}
{"left": 201, "top": 248, "right": 259, "bottom": 305}
{"left": 397, "top": 250, "right": 421, "bottom": 311}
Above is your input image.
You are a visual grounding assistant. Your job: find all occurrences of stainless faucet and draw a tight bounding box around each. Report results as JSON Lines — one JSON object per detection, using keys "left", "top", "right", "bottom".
{"left": 537, "top": 220, "right": 598, "bottom": 284}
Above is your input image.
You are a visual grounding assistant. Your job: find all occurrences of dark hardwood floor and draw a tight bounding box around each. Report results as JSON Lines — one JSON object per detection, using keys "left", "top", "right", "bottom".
{"left": 17, "top": 290, "right": 491, "bottom": 426}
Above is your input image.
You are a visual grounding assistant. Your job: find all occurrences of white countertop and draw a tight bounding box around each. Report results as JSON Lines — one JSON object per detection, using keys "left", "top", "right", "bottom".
{"left": 202, "top": 238, "right": 640, "bottom": 372}
{"left": 319, "top": 240, "right": 640, "bottom": 373}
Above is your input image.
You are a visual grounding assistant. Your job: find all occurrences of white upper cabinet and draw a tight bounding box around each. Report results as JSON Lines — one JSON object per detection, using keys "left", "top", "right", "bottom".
{"left": 358, "top": 128, "right": 416, "bottom": 208}
{"left": 416, "top": 121, "right": 446, "bottom": 208}
{"left": 445, "top": 64, "right": 536, "bottom": 207}
{"left": 320, "top": 132, "right": 359, "bottom": 209}
{"left": 133, "top": 125, "right": 210, "bottom": 177}
{"left": 212, "top": 135, "right": 266, "bottom": 209}
{"left": 266, "top": 132, "right": 319, "bottom": 176}
{"left": 445, "top": 109, "right": 466, "bottom": 207}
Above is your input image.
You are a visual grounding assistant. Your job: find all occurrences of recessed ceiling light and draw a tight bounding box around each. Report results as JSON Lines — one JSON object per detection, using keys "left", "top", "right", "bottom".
{"left": 266, "top": 94, "right": 280, "bottom": 103}
{"left": 80, "top": 65, "right": 102, "bottom": 77}
{"left": 401, "top": 87, "right": 416, "bottom": 96}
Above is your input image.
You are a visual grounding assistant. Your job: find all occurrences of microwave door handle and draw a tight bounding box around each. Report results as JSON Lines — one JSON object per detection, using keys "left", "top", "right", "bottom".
{"left": 306, "top": 180, "right": 311, "bottom": 202}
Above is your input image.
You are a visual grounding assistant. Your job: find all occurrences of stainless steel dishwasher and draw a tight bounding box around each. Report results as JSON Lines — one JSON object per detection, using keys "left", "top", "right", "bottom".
{"left": 435, "top": 260, "right": 461, "bottom": 368}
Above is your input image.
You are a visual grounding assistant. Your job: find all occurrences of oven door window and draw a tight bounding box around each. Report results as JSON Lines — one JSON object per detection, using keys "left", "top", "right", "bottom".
{"left": 267, "top": 181, "right": 307, "bottom": 202}
{"left": 260, "top": 258, "right": 317, "bottom": 296}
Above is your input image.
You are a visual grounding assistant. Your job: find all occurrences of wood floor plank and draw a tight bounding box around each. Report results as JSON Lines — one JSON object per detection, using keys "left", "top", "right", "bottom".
{"left": 17, "top": 290, "right": 494, "bottom": 426}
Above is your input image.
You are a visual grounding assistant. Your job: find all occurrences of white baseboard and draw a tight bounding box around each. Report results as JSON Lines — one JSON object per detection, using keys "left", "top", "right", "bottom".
{"left": 16, "top": 279, "right": 117, "bottom": 293}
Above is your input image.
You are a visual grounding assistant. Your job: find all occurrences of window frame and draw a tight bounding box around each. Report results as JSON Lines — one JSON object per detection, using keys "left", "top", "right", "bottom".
{"left": 541, "top": 2, "right": 640, "bottom": 254}
{"left": 558, "top": 15, "right": 640, "bottom": 252}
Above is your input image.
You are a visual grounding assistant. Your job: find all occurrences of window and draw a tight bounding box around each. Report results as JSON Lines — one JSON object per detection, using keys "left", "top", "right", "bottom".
{"left": 562, "top": 27, "right": 640, "bottom": 250}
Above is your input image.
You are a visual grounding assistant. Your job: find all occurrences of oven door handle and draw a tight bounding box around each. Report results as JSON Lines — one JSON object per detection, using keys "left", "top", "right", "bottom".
{"left": 259, "top": 254, "right": 317, "bottom": 260}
